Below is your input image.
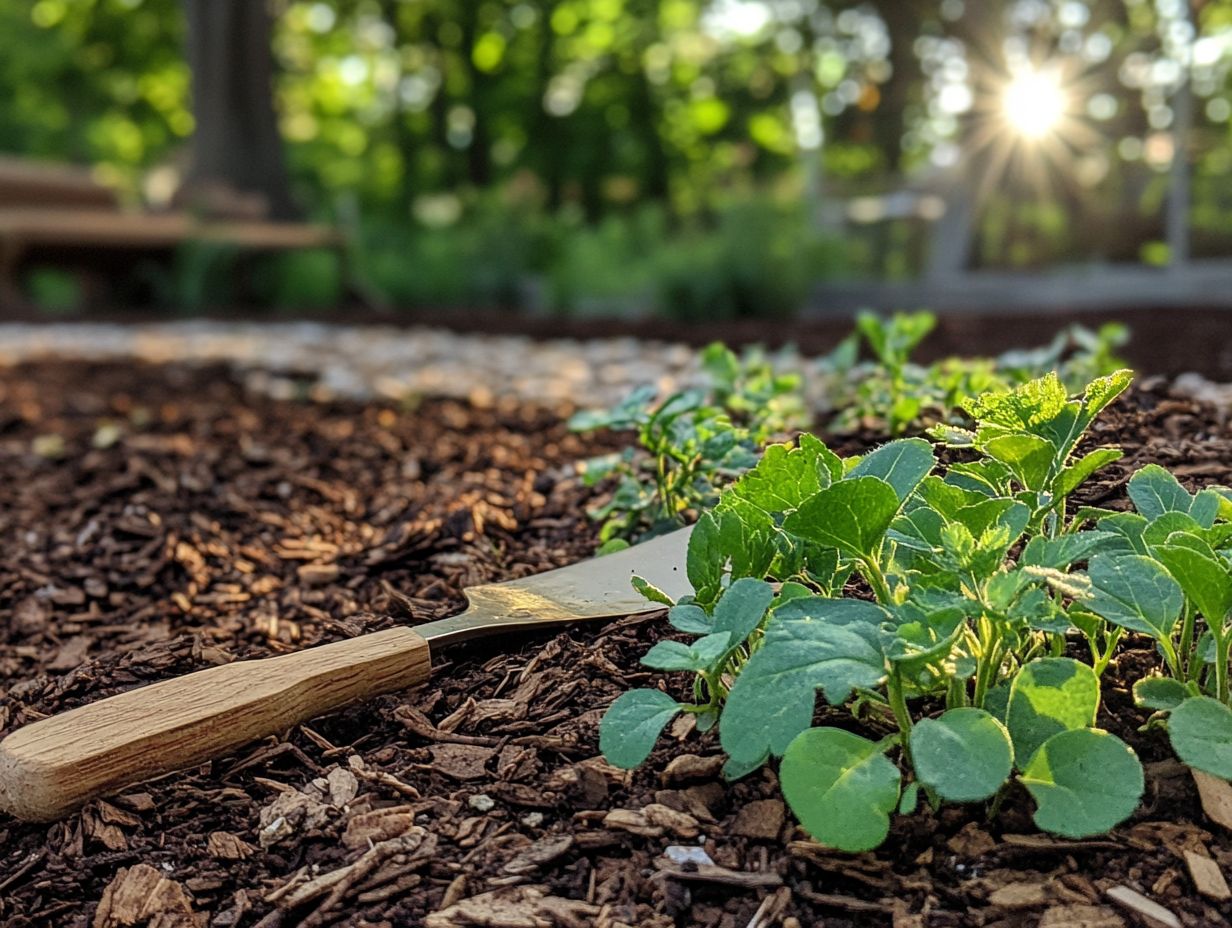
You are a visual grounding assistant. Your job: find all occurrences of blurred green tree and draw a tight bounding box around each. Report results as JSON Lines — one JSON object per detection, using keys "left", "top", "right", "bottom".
{"left": 1, "top": 0, "right": 1231, "bottom": 291}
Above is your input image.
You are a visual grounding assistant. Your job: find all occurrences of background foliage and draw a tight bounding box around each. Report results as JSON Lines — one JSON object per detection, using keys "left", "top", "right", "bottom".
{"left": 3, "top": 0, "right": 1232, "bottom": 312}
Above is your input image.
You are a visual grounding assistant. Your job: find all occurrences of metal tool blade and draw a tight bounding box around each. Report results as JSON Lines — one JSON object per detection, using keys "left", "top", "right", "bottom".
{"left": 416, "top": 526, "right": 694, "bottom": 649}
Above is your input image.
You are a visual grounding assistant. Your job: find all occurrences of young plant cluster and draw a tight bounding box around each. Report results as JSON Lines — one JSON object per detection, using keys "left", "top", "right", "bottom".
{"left": 571, "top": 314, "right": 1128, "bottom": 549}
{"left": 569, "top": 343, "right": 808, "bottom": 549}
{"left": 819, "top": 311, "right": 1130, "bottom": 436}
{"left": 600, "top": 370, "right": 1232, "bottom": 851}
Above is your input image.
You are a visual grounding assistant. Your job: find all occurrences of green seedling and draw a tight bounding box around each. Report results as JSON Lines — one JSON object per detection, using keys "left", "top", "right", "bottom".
{"left": 930, "top": 369, "right": 1132, "bottom": 533}
{"left": 571, "top": 344, "right": 808, "bottom": 547}
{"left": 601, "top": 372, "right": 1155, "bottom": 851}
{"left": 1066, "top": 463, "right": 1232, "bottom": 779}
{"left": 822, "top": 314, "right": 1129, "bottom": 437}
{"left": 576, "top": 316, "right": 1131, "bottom": 548}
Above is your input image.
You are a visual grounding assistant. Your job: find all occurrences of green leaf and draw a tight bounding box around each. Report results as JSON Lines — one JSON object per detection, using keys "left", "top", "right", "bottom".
{"left": 964, "top": 372, "right": 1068, "bottom": 431}
{"left": 1132, "top": 676, "right": 1191, "bottom": 712}
{"left": 600, "top": 690, "right": 682, "bottom": 769}
{"left": 783, "top": 476, "right": 901, "bottom": 561}
{"left": 1153, "top": 543, "right": 1232, "bottom": 625}
{"left": 982, "top": 433, "right": 1056, "bottom": 490}
{"left": 1006, "top": 658, "right": 1100, "bottom": 765}
{"left": 1143, "top": 512, "right": 1204, "bottom": 547}
{"left": 889, "top": 395, "right": 922, "bottom": 431}
{"left": 847, "top": 438, "right": 935, "bottom": 502}
{"left": 1016, "top": 587, "right": 1073, "bottom": 634}
{"left": 641, "top": 632, "right": 731, "bottom": 672}
{"left": 945, "top": 459, "right": 1015, "bottom": 498}
{"left": 957, "top": 498, "right": 1030, "bottom": 540}
{"left": 720, "top": 598, "right": 887, "bottom": 766}
{"left": 1020, "top": 729, "right": 1144, "bottom": 838}
{"left": 1054, "top": 448, "right": 1124, "bottom": 499}
{"left": 1128, "top": 464, "right": 1197, "bottom": 521}
{"left": 890, "top": 505, "right": 946, "bottom": 553}
{"left": 916, "top": 476, "right": 984, "bottom": 517}
{"left": 1208, "top": 486, "right": 1232, "bottom": 522}
{"left": 898, "top": 781, "right": 921, "bottom": 815}
{"left": 668, "top": 603, "right": 711, "bottom": 634}
{"left": 856, "top": 310, "right": 934, "bottom": 367}
{"left": 1168, "top": 696, "right": 1232, "bottom": 779}
{"left": 1160, "top": 529, "right": 1220, "bottom": 557}
{"left": 686, "top": 512, "right": 725, "bottom": 604}
{"left": 726, "top": 435, "right": 838, "bottom": 514}
{"left": 631, "top": 575, "right": 674, "bottom": 606}
{"left": 929, "top": 422, "right": 977, "bottom": 447}
{"left": 712, "top": 578, "right": 775, "bottom": 644}
{"left": 1097, "top": 512, "right": 1150, "bottom": 555}
{"left": 1021, "top": 532, "right": 1116, "bottom": 570}
{"left": 722, "top": 750, "right": 769, "bottom": 781}
{"left": 885, "top": 602, "right": 966, "bottom": 674}
{"left": 712, "top": 501, "right": 779, "bottom": 580}
{"left": 984, "top": 681, "right": 1012, "bottom": 722}
{"left": 568, "top": 385, "right": 658, "bottom": 431}
{"left": 1191, "top": 489, "right": 1223, "bottom": 529}
{"left": 700, "top": 341, "right": 740, "bottom": 385}
{"left": 1081, "top": 369, "right": 1133, "bottom": 421}
{"left": 910, "top": 708, "right": 1014, "bottom": 802}
{"left": 780, "top": 727, "right": 901, "bottom": 852}
{"left": 1085, "top": 554, "right": 1184, "bottom": 640}
{"left": 685, "top": 508, "right": 777, "bottom": 607}
{"left": 776, "top": 581, "right": 814, "bottom": 605}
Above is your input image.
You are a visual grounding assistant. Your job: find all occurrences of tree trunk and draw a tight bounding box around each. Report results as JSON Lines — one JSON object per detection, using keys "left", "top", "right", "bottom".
{"left": 178, "top": 0, "right": 298, "bottom": 220}
{"left": 868, "top": 0, "right": 925, "bottom": 174}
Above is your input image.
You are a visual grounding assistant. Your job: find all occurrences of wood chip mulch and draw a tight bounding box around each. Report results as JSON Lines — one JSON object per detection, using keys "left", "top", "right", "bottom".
{"left": 2, "top": 360, "right": 1232, "bottom": 927}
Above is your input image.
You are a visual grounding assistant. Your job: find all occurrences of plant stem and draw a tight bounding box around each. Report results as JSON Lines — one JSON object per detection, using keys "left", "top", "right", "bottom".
{"left": 861, "top": 556, "right": 893, "bottom": 605}
{"left": 973, "top": 616, "right": 1002, "bottom": 710}
{"left": 1216, "top": 628, "right": 1231, "bottom": 705}
{"left": 946, "top": 675, "right": 968, "bottom": 710}
{"left": 987, "top": 784, "right": 1008, "bottom": 821}
{"left": 1043, "top": 507, "right": 1059, "bottom": 539}
{"left": 1179, "top": 604, "right": 1195, "bottom": 678}
{"left": 1093, "top": 627, "right": 1123, "bottom": 678}
{"left": 1159, "top": 634, "right": 1182, "bottom": 683}
{"left": 887, "top": 667, "right": 914, "bottom": 765}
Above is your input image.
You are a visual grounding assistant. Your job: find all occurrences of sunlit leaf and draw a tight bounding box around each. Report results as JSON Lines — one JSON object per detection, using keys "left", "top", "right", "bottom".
{"left": 1020, "top": 729, "right": 1143, "bottom": 838}
{"left": 780, "top": 727, "right": 900, "bottom": 852}
{"left": 1084, "top": 554, "right": 1184, "bottom": 640}
{"left": 783, "top": 476, "right": 900, "bottom": 560}
{"left": 1169, "top": 696, "right": 1232, "bottom": 779}
{"left": 911, "top": 708, "right": 1014, "bottom": 802}
{"left": 847, "top": 438, "right": 935, "bottom": 502}
{"left": 1006, "top": 658, "right": 1100, "bottom": 764}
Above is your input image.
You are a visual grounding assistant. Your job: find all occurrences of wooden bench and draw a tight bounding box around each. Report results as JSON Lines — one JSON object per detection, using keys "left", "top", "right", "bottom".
{"left": 0, "top": 157, "right": 348, "bottom": 308}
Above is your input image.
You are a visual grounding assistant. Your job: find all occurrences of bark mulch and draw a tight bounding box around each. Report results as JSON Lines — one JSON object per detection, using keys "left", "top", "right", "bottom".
{"left": 2, "top": 361, "right": 1232, "bottom": 928}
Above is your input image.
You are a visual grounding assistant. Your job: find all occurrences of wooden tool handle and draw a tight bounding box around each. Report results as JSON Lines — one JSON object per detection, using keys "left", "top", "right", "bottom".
{"left": 0, "top": 627, "right": 431, "bottom": 822}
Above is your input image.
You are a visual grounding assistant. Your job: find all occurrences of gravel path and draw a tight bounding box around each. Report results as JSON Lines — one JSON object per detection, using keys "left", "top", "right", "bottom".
{"left": 4, "top": 319, "right": 1228, "bottom": 420}
{"left": 0, "top": 321, "right": 718, "bottom": 409}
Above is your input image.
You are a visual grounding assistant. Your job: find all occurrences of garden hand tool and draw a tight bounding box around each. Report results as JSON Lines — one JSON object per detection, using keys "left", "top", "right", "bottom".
{"left": 0, "top": 527, "right": 693, "bottom": 821}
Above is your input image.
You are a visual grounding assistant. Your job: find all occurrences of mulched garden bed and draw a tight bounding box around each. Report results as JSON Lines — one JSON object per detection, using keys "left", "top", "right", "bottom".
{"left": 2, "top": 359, "right": 1232, "bottom": 928}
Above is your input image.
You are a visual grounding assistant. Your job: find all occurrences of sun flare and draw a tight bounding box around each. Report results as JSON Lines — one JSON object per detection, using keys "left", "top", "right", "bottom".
{"left": 1002, "top": 67, "right": 1067, "bottom": 140}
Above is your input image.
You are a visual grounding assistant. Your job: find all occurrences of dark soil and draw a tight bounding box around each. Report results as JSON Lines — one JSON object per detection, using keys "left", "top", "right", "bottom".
{"left": 2, "top": 361, "right": 1232, "bottom": 928}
